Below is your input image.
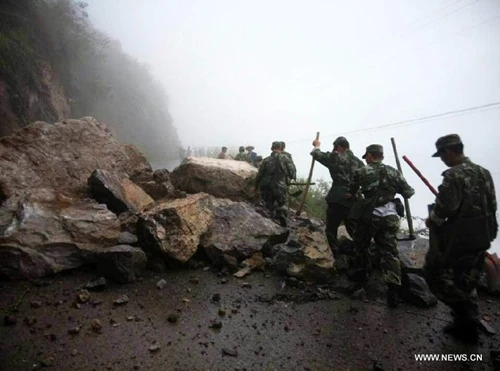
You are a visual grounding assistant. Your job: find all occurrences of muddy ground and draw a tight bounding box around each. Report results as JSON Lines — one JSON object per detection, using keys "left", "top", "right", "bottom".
{"left": 1, "top": 266, "right": 499, "bottom": 371}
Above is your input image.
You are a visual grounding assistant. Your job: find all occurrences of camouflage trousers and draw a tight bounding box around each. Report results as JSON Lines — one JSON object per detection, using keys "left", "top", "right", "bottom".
{"left": 424, "top": 246, "right": 485, "bottom": 321}
{"left": 260, "top": 186, "right": 287, "bottom": 220}
{"left": 326, "top": 202, "right": 354, "bottom": 254}
{"left": 352, "top": 214, "right": 401, "bottom": 286}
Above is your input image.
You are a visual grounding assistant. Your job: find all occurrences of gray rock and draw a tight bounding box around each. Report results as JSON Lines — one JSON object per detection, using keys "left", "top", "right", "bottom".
{"left": 274, "top": 226, "right": 334, "bottom": 283}
{"left": 400, "top": 273, "right": 437, "bottom": 308}
{"left": 95, "top": 245, "right": 147, "bottom": 283}
{"left": 170, "top": 157, "right": 258, "bottom": 202}
{"left": 88, "top": 169, "right": 153, "bottom": 214}
{"left": 156, "top": 279, "right": 167, "bottom": 290}
{"left": 138, "top": 193, "right": 217, "bottom": 263}
{"left": 118, "top": 231, "right": 138, "bottom": 245}
{"left": 200, "top": 202, "right": 288, "bottom": 267}
{"left": 113, "top": 295, "right": 130, "bottom": 306}
{"left": 85, "top": 277, "right": 107, "bottom": 291}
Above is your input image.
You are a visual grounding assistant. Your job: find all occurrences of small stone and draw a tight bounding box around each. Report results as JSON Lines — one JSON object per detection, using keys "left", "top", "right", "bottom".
{"left": 68, "top": 326, "right": 80, "bottom": 335}
{"left": 156, "top": 279, "right": 167, "bottom": 290}
{"left": 167, "top": 314, "right": 179, "bottom": 324}
{"left": 148, "top": 344, "right": 160, "bottom": 352}
{"left": 189, "top": 278, "right": 199, "bottom": 284}
{"left": 212, "top": 293, "right": 221, "bottom": 302}
{"left": 241, "top": 282, "right": 252, "bottom": 289}
{"left": 221, "top": 348, "right": 238, "bottom": 357}
{"left": 209, "top": 320, "right": 222, "bottom": 329}
{"left": 220, "top": 279, "right": 228, "bottom": 284}
{"left": 113, "top": 295, "right": 129, "bottom": 306}
{"left": 91, "top": 319, "right": 102, "bottom": 332}
{"left": 126, "top": 316, "right": 135, "bottom": 322}
{"left": 231, "top": 309, "right": 238, "bottom": 314}
{"left": 31, "top": 301, "right": 43, "bottom": 308}
{"left": 77, "top": 289, "right": 90, "bottom": 304}
{"left": 218, "top": 309, "right": 226, "bottom": 317}
{"left": 72, "top": 302, "right": 81, "bottom": 309}
{"left": 3, "top": 315, "right": 17, "bottom": 326}
{"left": 85, "top": 277, "right": 107, "bottom": 291}
{"left": 70, "top": 349, "right": 78, "bottom": 357}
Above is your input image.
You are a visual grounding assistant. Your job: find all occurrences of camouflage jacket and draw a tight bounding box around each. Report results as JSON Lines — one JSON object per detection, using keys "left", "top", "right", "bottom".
{"left": 349, "top": 160, "right": 415, "bottom": 206}
{"left": 311, "top": 148, "right": 364, "bottom": 205}
{"left": 282, "top": 151, "right": 297, "bottom": 182}
{"left": 430, "top": 157, "right": 497, "bottom": 243}
{"left": 255, "top": 152, "right": 292, "bottom": 190}
{"left": 234, "top": 152, "right": 248, "bottom": 161}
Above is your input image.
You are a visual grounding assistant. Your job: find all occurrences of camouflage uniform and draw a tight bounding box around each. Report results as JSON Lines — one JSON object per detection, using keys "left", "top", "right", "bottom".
{"left": 424, "top": 134, "right": 497, "bottom": 335}
{"left": 235, "top": 146, "right": 248, "bottom": 161}
{"left": 255, "top": 142, "right": 294, "bottom": 226}
{"left": 310, "top": 137, "right": 364, "bottom": 254}
{"left": 280, "top": 142, "right": 296, "bottom": 181}
{"left": 348, "top": 144, "right": 415, "bottom": 287}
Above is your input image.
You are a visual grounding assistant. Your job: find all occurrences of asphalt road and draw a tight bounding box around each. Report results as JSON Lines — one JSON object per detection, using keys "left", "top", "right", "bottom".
{"left": 1, "top": 267, "right": 499, "bottom": 371}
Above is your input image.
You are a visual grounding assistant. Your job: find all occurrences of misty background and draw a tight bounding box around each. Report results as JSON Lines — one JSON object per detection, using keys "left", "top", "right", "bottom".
{"left": 85, "top": 0, "right": 500, "bottom": 252}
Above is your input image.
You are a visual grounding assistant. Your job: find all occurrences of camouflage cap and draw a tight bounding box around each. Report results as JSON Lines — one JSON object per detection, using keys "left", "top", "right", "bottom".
{"left": 271, "top": 141, "right": 281, "bottom": 149}
{"left": 432, "top": 134, "right": 462, "bottom": 157}
{"left": 239, "top": 146, "right": 245, "bottom": 151}
{"left": 333, "top": 136, "right": 347, "bottom": 145}
{"left": 362, "top": 144, "right": 383, "bottom": 159}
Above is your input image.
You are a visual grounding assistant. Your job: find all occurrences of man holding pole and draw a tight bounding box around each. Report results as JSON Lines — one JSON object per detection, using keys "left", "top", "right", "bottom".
{"left": 310, "top": 136, "right": 364, "bottom": 257}
{"left": 424, "top": 134, "right": 497, "bottom": 343}
{"left": 346, "top": 144, "right": 415, "bottom": 307}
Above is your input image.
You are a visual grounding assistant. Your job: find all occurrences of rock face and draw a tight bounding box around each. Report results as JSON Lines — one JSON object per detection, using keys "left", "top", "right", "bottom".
{"left": 170, "top": 157, "right": 258, "bottom": 202}
{"left": 138, "top": 193, "right": 217, "bottom": 263}
{"left": 88, "top": 169, "right": 154, "bottom": 214}
{"left": 200, "top": 202, "right": 289, "bottom": 267}
{"left": 0, "top": 117, "right": 152, "bottom": 199}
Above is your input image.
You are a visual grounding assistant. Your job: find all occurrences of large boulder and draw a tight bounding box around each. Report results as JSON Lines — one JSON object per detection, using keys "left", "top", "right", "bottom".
{"left": 0, "top": 118, "right": 155, "bottom": 279}
{"left": 138, "top": 193, "right": 219, "bottom": 263}
{"left": 170, "top": 157, "right": 258, "bottom": 202}
{"left": 0, "top": 190, "right": 121, "bottom": 278}
{"left": 88, "top": 169, "right": 154, "bottom": 214}
{"left": 274, "top": 225, "right": 335, "bottom": 283}
{"left": 0, "top": 117, "right": 152, "bottom": 199}
{"left": 200, "top": 202, "right": 289, "bottom": 267}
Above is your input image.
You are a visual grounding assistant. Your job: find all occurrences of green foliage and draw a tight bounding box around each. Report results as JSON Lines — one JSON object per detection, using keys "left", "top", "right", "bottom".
{"left": 289, "top": 178, "right": 331, "bottom": 219}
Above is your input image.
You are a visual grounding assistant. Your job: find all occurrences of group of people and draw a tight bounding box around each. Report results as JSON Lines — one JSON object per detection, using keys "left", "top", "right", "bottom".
{"left": 256, "top": 133, "right": 497, "bottom": 344}
{"left": 217, "top": 145, "right": 261, "bottom": 167}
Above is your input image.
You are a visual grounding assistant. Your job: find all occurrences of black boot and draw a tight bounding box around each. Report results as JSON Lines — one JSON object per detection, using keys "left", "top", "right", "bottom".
{"left": 387, "top": 283, "right": 400, "bottom": 308}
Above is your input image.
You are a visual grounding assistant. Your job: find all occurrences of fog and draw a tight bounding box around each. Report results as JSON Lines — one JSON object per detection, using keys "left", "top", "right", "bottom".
{"left": 86, "top": 0, "right": 500, "bottom": 252}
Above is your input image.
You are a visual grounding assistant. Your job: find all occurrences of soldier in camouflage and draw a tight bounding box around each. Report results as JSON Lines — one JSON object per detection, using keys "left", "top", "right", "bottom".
{"left": 280, "top": 141, "right": 297, "bottom": 184}
{"left": 255, "top": 141, "right": 295, "bottom": 227}
{"left": 424, "top": 134, "right": 497, "bottom": 343}
{"left": 346, "top": 144, "right": 415, "bottom": 307}
{"left": 310, "top": 136, "right": 364, "bottom": 257}
{"left": 234, "top": 146, "right": 248, "bottom": 161}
